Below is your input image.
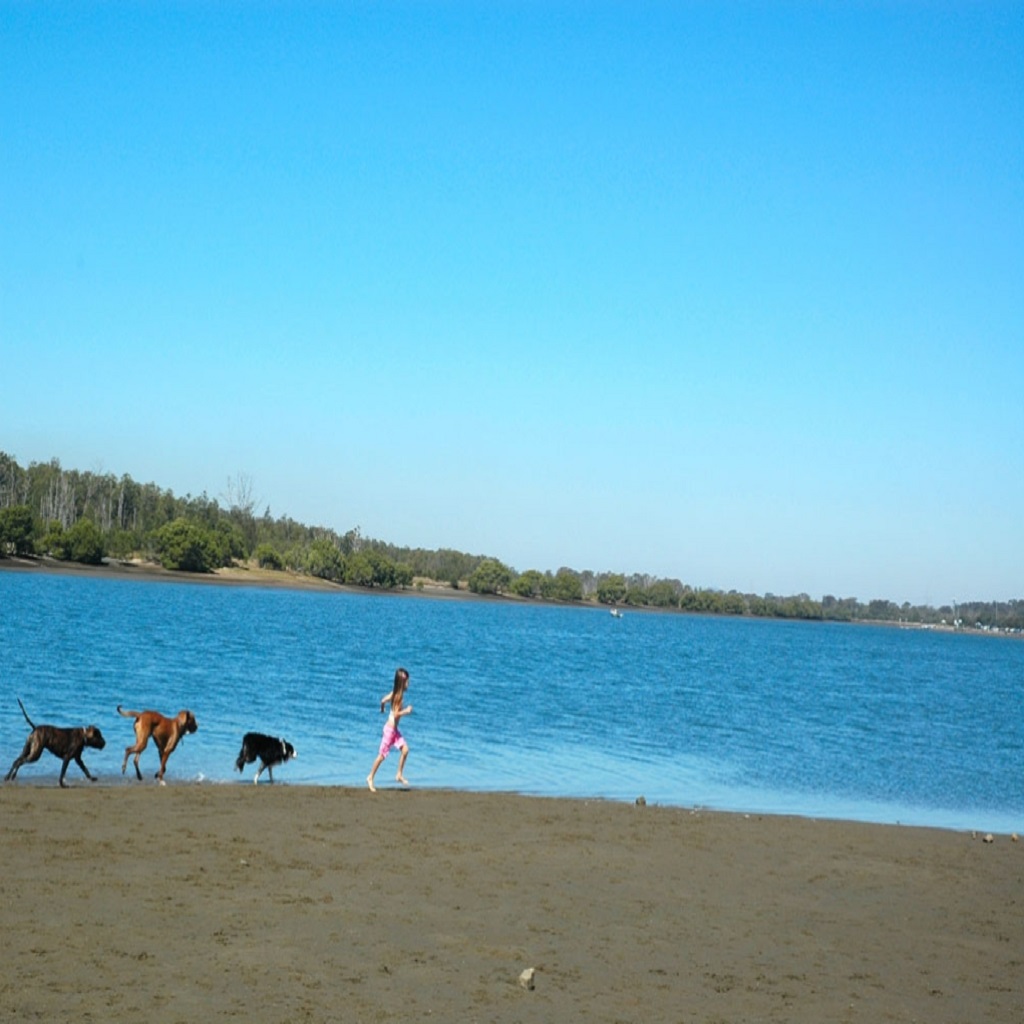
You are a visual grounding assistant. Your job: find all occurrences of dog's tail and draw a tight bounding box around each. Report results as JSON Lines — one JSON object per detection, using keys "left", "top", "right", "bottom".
{"left": 116, "top": 705, "right": 140, "bottom": 719}
{"left": 16, "top": 698, "right": 34, "bottom": 729}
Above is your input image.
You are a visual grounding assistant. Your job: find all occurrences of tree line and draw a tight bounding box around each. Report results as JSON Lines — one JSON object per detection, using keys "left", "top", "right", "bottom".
{"left": 1, "top": 452, "right": 1021, "bottom": 631}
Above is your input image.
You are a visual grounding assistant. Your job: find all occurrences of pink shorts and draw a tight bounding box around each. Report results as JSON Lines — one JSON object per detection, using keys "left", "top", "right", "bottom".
{"left": 378, "top": 723, "right": 407, "bottom": 759}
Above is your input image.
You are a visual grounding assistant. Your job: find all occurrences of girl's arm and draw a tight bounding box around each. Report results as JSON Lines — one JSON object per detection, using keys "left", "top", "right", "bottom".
{"left": 380, "top": 693, "right": 393, "bottom": 713}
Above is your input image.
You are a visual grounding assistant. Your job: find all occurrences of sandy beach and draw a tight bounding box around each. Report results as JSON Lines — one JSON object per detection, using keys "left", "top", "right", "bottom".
{"left": 0, "top": 784, "right": 1019, "bottom": 1023}
{"left": 0, "top": 554, "right": 487, "bottom": 600}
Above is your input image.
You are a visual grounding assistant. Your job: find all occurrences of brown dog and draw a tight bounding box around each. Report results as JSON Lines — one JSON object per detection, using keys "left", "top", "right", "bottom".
{"left": 5, "top": 698, "right": 106, "bottom": 788}
{"left": 117, "top": 705, "right": 197, "bottom": 783}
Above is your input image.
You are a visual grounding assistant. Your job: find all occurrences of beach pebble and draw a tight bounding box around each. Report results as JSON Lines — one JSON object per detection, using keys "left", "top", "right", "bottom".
{"left": 983, "top": 833, "right": 995, "bottom": 844}
{"left": 518, "top": 968, "right": 536, "bottom": 990}
{"left": 1012, "top": 833, "right": 1019, "bottom": 843}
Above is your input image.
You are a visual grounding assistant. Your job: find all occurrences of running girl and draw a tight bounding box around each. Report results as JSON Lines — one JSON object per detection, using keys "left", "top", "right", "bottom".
{"left": 366, "top": 667, "right": 412, "bottom": 792}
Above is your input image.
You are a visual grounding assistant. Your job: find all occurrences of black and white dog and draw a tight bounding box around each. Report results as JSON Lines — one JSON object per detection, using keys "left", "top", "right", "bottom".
{"left": 235, "top": 732, "right": 297, "bottom": 784}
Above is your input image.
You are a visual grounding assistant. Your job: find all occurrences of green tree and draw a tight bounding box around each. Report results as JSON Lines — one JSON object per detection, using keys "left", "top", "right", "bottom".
{"left": 254, "top": 543, "right": 284, "bottom": 570}
{"left": 342, "top": 549, "right": 410, "bottom": 589}
{"left": 596, "top": 573, "right": 627, "bottom": 605}
{"left": 154, "top": 518, "right": 218, "bottom": 572}
{"left": 546, "top": 567, "right": 583, "bottom": 602}
{"left": 647, "top": 580, "right": 681, "bottom": 608}
{"left": 369, "top": 551, "right": 397, "bottom": 588}
{"left": 468, "top": 558, "right": 512, "bottom": 595}
{"left": 430, "top": 548, "right": 478, "bottom": 587}
{"left": 680, "top": 588, "right": 725, "bottom": 613}
{"left": 866, "top": 598, "right": 898, "bottom": 621}
{"left": 0, "top": 504, "right": 35, "bottom": 555}
{"left": 210, "top": 518, "right": 246, "bottom": 566}
{"left": 306, "top": 538, "right": 345, "bottom": 581}
{"left": 106, "top": 527, "right": 141, "bottom": 560}
{"left": 59, "top": 518, "right": 105, "bottom": 564}
{"left": 344, "top": 550, "right": 375, "bottom": 587}
{"left": 283, "top": 544, "right": 308, "bottom": 571}
{"left": 40, "top": 521, "right": 65, "bottom": 557}
{"left": 510, "top": 569, "right": 545, "bottom": 598}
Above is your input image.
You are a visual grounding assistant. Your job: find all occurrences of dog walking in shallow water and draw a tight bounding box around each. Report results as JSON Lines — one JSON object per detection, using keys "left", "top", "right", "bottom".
{"left": 5, "top": 698, "right": 106, "bottom": 787}
{"left": 118, "top": 705, "right": 197, "bottom": 784}
{"left": 235, "top": 732, "right": 297, "bottom": 784}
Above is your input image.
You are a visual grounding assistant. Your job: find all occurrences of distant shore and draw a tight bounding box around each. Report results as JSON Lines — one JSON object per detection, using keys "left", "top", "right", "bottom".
{"left": 0, "top": 553, "right": 485, "bottom": 600}
{"left": 1, "top": 784, "right": 1020, "bottom": 1022}
{"left": 2, "top": 555, "right": 1017, "bottom": 637}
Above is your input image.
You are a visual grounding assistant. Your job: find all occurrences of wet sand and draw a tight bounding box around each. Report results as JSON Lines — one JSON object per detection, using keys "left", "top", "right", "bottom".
{"left": 0, "top": 555, "right": 485, "bottom": 599}
{"left": 0, "top": 783, "right": 1020, "bottom": 1023}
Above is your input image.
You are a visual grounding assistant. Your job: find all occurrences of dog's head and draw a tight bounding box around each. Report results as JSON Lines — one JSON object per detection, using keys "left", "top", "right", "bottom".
{"left": 181, "top": 711, "right": 198, "bottom": 734}
{"left": 283, "top": 741, "right": 297, "bottom": 760}
{"left": 85, "top": 726, "right": 106, "bottom": 750}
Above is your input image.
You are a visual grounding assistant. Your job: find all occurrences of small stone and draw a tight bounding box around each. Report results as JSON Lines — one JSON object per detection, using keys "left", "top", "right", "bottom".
{"left": 983, "top": 833, "right": 995, "bottom": 844}
{"left": 518, "top": 968, "right": 536, "bottom": 990}
{"left": 1011, "top": 833, "right": 1019, "bottom": 843}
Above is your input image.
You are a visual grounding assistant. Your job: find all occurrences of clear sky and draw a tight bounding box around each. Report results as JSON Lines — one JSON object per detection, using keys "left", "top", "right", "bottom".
{"left": 2, "top": 2, "right": 1021, "bottom": 607}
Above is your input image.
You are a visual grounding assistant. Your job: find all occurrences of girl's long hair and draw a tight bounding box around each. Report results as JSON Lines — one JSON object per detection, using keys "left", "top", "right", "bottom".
{"left": 390, "top": 667, "right": 409, "bottom": 710}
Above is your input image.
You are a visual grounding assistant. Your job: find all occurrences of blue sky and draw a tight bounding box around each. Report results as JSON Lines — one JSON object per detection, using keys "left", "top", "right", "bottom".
{"left": 2, "top": 2, "right": 1021, "bottom": 606}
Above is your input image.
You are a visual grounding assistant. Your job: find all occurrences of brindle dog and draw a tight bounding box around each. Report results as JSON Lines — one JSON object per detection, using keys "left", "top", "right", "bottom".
{"left": 5, "top": 698, "right": 106, "bottom": 788}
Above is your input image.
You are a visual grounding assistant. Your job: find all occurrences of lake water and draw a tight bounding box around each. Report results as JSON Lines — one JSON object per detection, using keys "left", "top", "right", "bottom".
{"left": 1, "top": 569, "right": 1021, "bottom": 833}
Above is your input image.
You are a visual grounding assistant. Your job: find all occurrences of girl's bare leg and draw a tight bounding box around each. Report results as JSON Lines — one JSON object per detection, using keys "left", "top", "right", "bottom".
{"left": 396, "top": 745, "right": 410, "bottom": 785}
{"left": 367, "top": 754, "right": 384, "bottom": 792}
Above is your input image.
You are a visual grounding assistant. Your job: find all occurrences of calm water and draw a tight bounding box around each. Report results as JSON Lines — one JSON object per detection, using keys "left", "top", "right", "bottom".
{"left": 1, "top": 569, "right": 1021, "bottom": 832}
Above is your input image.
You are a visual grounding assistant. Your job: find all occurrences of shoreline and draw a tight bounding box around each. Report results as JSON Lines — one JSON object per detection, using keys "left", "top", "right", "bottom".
{"left": 1, "top": 784, "right": 1020, "bottom": 1022}
{"left": 0, "top": 552, "right": 497, "bottom": 600}
{"left": 2, "top": 556, "right": 1017, "bottom": 637}
{"left": 4, "top": 772, "right": 1020, "bottom": 838}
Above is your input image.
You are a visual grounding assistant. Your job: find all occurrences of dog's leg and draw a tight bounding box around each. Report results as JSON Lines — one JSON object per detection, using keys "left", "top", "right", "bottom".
{"left": 124, "top": 724, "right": 149, "bottom": 780}
{"left": 156, "top": 726, "right": 185, "bottom": 784}
{"left": 73, "top": 754, "right": 97, "bottom": 783}
{"left": 156, "top": 739, "right": 174, "bottom": 784}
{"left": 123, "top": 745, "right": 146, "bottom": 780}
{"left": 5, "top": 751, "right": 27, "bottom": 781}
{"left": 5, "top": 736, "right": 42, "bottom": 781}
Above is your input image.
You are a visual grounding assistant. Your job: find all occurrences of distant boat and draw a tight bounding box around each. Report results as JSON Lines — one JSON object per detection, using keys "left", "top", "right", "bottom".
{"left": 610, "top": 608, "right": 624, "bottom": 618}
